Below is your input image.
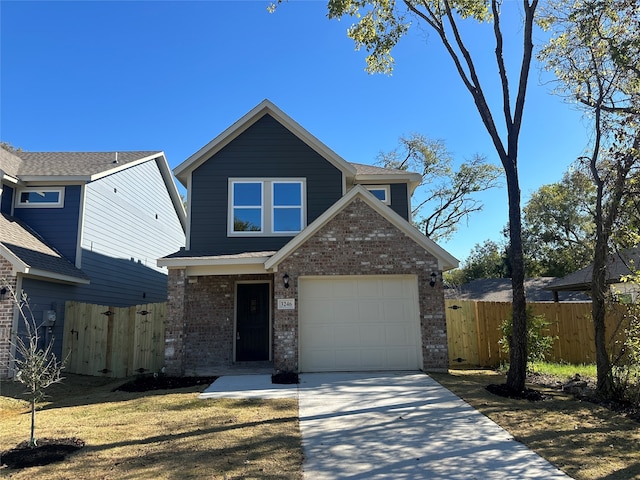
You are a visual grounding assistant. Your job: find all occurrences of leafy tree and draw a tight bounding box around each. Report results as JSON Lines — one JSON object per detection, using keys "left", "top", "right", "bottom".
{"left": 445, "top": 239, "right": 509, "bottom": 285}
{"left": 318, "top": 0, "right": 538, "bottom": 393}
{"left": 539, "top": 0, "right": 640, "bottom": 397}
{"left": 376, "top": 133, "right": 501, "bottom": 242}
{"left": 522, "top": 167, "right": 596, "bottom": 277}
{"left": 3, "top": 281, "right": 65, "bottom": 447}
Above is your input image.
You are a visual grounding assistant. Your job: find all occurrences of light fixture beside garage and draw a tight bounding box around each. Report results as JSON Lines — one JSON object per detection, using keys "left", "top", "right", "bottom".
{"left": 283, "top": 273, "right": 290, "bottom": 289}
{"left": 430, "top": 272, "right": 438, "bottom": 287}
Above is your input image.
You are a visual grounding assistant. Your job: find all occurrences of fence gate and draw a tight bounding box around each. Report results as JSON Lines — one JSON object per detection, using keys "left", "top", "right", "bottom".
{"left": 62, "top": 301, "right": 165, "bottom": 378}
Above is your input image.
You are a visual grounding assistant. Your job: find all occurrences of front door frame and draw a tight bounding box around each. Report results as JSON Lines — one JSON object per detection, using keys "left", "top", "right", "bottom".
{"left": 234, "top": 280, "right": 272, "bottom": 362}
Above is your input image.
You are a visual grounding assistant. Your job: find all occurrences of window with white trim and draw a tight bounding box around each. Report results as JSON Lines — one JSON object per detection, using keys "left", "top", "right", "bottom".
{"left": 16, "top": 187, "right": 65, "bottom": 208}
{"left": 364, "top": 185, "right": 390, "bottom": 205}
{"left": 229, "top": 179, "right": 305, "bottom": 236}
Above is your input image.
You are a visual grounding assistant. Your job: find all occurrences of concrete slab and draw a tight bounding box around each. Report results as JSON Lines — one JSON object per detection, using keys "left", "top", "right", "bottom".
{"left": 199, "top": 372, "right": 572, "bottom": 479}
{"left": 198, "top": 374, "right": 298, "bottom": 399}
{"left": 297, "top": 372, "right": 571, "bottom": 480}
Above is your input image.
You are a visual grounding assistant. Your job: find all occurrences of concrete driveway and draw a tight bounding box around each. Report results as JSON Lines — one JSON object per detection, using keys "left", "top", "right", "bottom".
{"left": 201, "top": 372, "right": 571, "bottom": 479}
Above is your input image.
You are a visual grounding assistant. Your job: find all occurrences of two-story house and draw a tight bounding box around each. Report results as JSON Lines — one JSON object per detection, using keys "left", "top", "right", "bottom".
{"left": 0, "top": 147, "right": 186, "bottom": 378}
{"left": 159, "top": 100, "right": 458, "bottom": 376}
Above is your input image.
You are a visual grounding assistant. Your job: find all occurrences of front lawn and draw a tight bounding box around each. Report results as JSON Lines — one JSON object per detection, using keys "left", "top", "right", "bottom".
{"left": 0, "top": 374, "right": 302, "bottom": 479}
{"left": 431, "top": 368, "right": 640, "bottom": 480}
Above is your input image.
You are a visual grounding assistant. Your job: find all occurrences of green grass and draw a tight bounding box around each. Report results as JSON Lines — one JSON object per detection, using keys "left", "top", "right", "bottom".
{"left": 529, "top": 362, "right": 597, "bottom": 379}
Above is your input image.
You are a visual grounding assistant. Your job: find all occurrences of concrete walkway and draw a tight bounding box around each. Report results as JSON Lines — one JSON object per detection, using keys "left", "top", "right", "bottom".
{"left": 200, "top": 372, "right": 572, "bottom": 479}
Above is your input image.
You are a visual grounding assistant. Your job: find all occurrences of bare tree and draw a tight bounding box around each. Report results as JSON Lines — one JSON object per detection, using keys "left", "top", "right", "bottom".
{"left": 3, "top": 279, "right": 65, "bottom": 447}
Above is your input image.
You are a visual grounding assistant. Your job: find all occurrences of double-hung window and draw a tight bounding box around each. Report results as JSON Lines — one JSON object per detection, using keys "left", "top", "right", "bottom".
{"left": 229, "top": 179, "right": 305, "bottom": 236}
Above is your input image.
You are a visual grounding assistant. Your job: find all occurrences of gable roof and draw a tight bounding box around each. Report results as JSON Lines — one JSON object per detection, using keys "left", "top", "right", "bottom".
{"left": 351, "top": 162, "right": 423, "bottom": 194}
{"left": 447, "top": 277, "right": 590, "bottom": 302}
{"left": 546, "top": 247, "right": 640, "bottom": 292}
{"left": 265, "top": 185, "right": 459, "bottom": 271}
{"left": 0, "top": 213, "right": 89, "bottom": 284}
{"left": 173, "top": 99, "right": 358, "bottom": 186}
{"left": 7, "top": 150, "right": 163, "bottom": 182}
{"left": 0, "top": 148, "right": 187, "bottom": 232}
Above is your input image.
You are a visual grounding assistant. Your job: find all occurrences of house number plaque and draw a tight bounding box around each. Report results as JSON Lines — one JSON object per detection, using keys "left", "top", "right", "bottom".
{"left": 277, "top": 299, "right": 295, "bottom": 310}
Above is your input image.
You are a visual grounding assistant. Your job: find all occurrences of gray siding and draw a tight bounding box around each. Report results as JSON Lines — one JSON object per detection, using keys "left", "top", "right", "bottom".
{"left": 18, "top": 160, "right": 185, "bottom": 359}
{"left": 82, "top": 157, "right": 185, "bottom": 278}
{"left": 390, "top": 183, "right": 410, "bottom": 220}
{"left": 189, "top": 114, "right": 343, "bottom": 255}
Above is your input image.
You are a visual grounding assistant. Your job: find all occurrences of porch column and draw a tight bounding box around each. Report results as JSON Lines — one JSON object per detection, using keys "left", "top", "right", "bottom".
{"left": 164, "top": 268, "right": 187, "bottom": 376}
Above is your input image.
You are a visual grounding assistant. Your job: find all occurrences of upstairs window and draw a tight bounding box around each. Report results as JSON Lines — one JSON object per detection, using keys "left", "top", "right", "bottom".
{"left": 232, "top": 182, "right": 263, "bottom": 232}
{"left": 364, "top": 185, "right": 390, "bottom": 205}
{"left": 229, "top": 179, "right": 305, "bottom": 236}
{"left": 17, "top": 187, "right": 65, "bottom": 208}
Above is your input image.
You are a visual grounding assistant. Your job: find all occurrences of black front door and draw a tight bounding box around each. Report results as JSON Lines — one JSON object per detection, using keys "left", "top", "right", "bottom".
{"left": 236, "top": 283, "right": 270, "bottom": 361}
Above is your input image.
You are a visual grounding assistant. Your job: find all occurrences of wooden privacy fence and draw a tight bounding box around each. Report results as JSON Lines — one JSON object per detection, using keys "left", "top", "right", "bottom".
{"left": 446, "top": 300, "right": 627, "bottom": 367}
{"left": 62, "top": 301, "right": 165, "bottom": 378}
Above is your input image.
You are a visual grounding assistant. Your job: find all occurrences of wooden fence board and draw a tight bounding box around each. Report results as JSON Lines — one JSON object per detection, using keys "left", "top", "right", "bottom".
{"left": 62, "top": 301, "right": 166, "bottom": 378}
{"left": 446, "top": 300, "right": 632, "bottom": 367}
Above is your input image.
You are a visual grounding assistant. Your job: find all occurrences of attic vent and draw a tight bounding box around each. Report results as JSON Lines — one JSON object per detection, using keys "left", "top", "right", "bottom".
{"left": 113, "top": 152, "right": 118, "bottom": 164}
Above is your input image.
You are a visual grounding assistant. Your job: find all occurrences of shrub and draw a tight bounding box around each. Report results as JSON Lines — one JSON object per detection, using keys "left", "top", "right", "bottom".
{"left": 499, "top": 308, "right": 557, "bottom": 367}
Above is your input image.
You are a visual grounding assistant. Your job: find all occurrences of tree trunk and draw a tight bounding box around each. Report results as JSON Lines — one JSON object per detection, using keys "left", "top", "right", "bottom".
{"left": 504, "top": 161, "right": 528, "bottom": 392}
{"left": 30, "top": 399, "right": 36, "bottom": 447}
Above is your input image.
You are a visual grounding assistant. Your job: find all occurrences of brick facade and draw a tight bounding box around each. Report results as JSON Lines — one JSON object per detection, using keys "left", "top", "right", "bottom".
{"left": 164, "top": 269, "right": 274, "bottom": 376}
{"left": 272, "top": 198, "right": 447, "bottom": 372}
{"left": 0, "top": 258, "right": 18, "bottom": 378}
{"left": 166, "top": 197, "right": 448, "bottom": 375}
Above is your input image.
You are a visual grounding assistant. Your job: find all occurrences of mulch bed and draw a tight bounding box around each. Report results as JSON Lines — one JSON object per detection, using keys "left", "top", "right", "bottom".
{"left": 1, "top": 437, "right": 85, "bottom": 469}
{"left": 113, "top": 375, "right": 217, "bottom": 392}
{"left": 272, "top": 372, "right": 299, "bottom": 384}
{"left": 486, "top": 383, "right": 549, "bottom": 401}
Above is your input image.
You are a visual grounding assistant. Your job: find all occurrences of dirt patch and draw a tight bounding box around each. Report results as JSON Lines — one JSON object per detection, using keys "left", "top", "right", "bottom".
{"left": 113, "top": 375, "right": 217, "bottom": 392}
{"left": 1, "top": 437, "right": 85, "bottom": 469}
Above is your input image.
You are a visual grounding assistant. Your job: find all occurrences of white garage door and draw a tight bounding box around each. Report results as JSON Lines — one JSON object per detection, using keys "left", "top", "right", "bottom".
{"left": 298, "top": 275, "right": 422, "bottom": 372}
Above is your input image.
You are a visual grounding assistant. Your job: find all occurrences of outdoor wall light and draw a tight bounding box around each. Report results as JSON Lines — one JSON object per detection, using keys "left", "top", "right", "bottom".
{"left": 0, "top": 287, "right": 7, "bottom": 301}
{"left": 283, "top": 273, "right": 290, "bottom": 289}
{"left": 430, "top": 272, "right": 438, "bottom": 287}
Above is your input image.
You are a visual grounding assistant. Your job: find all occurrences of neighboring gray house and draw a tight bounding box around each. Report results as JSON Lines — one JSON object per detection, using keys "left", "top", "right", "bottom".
{"left": 447, "top": 277, "right": 590, "bottom": 302}
{"left": 546, "top": 247, "right": 640, "bottom": 303}
{"left": 158, "top": 100, "right": 458, "bottom": 376}
{"left": 0, "top": 147, "right": 186, "bottom": 378}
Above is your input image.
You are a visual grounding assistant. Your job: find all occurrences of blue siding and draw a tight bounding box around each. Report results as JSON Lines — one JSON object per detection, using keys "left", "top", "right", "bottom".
{"left": 189, "top": 114, "right": 343, "bottom": 254}
{"left": 13, "top": 185, "right": 81, "bottom": 262}
{"left": 1, "top": 184, "right": 13, "bottom": 214}
{"left": 390, "top": 183, "right": 410, "bottom": 220}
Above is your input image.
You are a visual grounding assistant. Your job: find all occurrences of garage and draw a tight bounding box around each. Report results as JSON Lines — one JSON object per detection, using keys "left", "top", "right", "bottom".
{"left": 298, "top": 275, "right": 423, "bottom": 372}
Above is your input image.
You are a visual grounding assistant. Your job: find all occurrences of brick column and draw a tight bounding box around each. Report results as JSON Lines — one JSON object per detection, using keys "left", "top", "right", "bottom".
{"left": 273, "top": 269, "right": 298, "bottom": 373}
{"left": 164, "top": 268, "right": 186, "bottom": 376}
{"left": 0, "top": 259, "right": 18, "bottom": 379}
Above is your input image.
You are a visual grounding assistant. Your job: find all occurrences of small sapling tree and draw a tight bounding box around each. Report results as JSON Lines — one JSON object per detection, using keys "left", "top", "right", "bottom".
{"left": 3, "top": 280, "right": 65, "bottom": 447}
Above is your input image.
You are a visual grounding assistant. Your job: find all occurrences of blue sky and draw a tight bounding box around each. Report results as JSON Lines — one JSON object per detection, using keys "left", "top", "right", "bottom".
{"left": 0, "top": 1, "right": 591, "bottom": 263}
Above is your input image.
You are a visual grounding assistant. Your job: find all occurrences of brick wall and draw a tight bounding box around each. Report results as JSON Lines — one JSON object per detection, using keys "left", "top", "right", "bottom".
{"left": 273, "top": 198, "right": 448, "bottom": 372}
{"left": 166, "top": 270, "right": 273, "bottom": 376}
{"left": 0, "top": 258, "right": 18, "bottom": 378}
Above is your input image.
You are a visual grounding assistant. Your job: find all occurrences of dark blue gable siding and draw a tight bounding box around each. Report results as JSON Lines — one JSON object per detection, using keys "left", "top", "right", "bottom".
{"left": 1, "top": 185, "right": 13, "bottom": 214}
{"left": 189, "top": 114, "right": 343, "bottom": 255}
{"left": 13, "top": 185, "right": 81, "bottom": 263}
{"left": 390, "top": 183, "right": 410, "bottom": 220}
